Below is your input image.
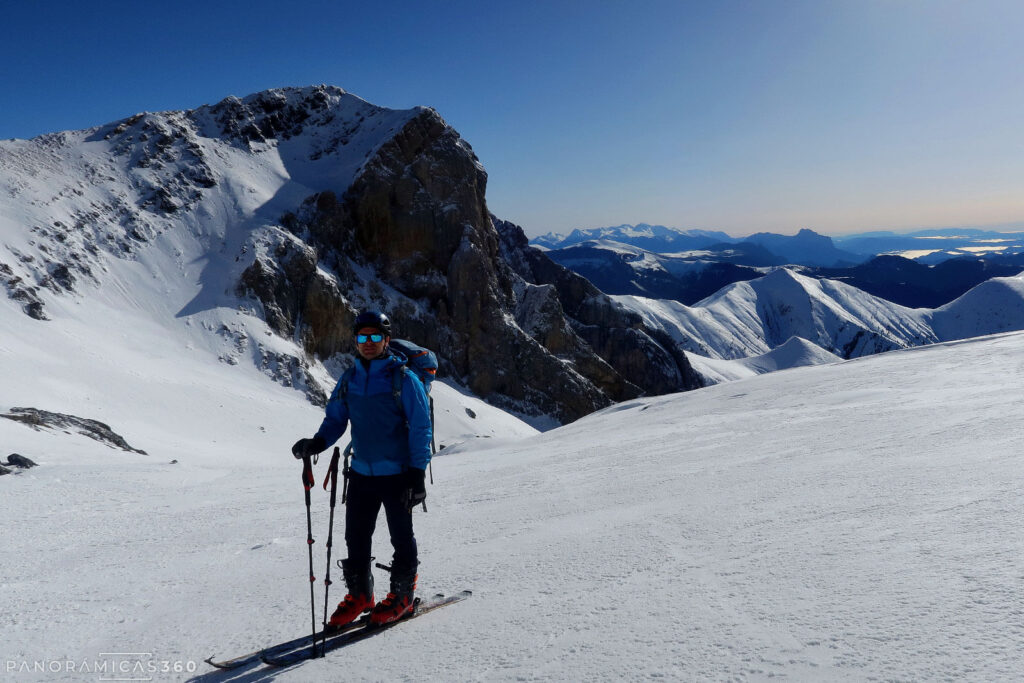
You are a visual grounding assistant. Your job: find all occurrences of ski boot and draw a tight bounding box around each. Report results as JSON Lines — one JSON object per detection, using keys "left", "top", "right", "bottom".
{"left": 370, "top": 563, "right": 418, "bottom": 625}
{"left": 327, "top": 559, "right": 374, "bottom": 629}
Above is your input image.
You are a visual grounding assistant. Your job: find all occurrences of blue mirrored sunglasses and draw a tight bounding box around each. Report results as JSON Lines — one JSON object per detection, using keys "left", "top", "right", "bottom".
{"left": 356, "top": 333, "right": 385, "bottom": 344}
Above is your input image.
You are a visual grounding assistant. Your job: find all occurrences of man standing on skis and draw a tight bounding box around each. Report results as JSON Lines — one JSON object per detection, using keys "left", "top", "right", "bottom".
{"left": 292, "top": 310, "right": 432, "bottom": 627}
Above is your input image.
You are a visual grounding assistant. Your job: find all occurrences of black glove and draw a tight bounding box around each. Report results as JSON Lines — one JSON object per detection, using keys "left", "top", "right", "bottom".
{"left": 405, "top": 467, "right": 426, "bottom": 511}
{"left": 292, "top": 436, "right": 326, "bottom": 459}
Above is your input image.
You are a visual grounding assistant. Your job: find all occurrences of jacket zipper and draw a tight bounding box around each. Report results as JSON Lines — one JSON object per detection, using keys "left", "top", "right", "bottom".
{"left": 363, "top": 362, "right": 374, "bottom": 476}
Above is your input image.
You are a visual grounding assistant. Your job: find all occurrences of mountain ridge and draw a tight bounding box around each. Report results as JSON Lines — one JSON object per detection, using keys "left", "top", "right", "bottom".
{"left": 615, "top": 267, "right": 1024, "bottom": 384}
{"left": 544, "top": 237, "right": 1024, "bottom": 308}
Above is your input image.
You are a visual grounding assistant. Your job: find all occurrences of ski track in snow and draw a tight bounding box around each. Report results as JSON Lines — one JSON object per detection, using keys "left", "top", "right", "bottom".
{"left": 3, "top": 295, "right": 1024, "bottom": 680}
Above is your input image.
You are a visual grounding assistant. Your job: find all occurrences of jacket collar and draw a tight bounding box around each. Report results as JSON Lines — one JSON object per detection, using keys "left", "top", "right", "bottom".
{"left": 356, "top": 351, "right": 405, "bottom": 376}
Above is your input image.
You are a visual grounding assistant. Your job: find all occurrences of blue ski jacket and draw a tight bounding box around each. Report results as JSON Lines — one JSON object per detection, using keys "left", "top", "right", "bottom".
{"left": 315, "top": 351, "right": 432, "bottom": 476}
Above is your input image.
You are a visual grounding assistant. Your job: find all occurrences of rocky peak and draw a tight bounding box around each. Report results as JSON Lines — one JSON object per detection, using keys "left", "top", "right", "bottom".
{"left": 199, "top": 85, "right": 378, "bottom": 146}
{"left": 2, "top": 85, "right": 702, "bottom": 423}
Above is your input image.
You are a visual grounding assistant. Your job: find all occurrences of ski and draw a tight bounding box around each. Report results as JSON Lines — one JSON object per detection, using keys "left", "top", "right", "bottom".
{"left": 204, "top": 614, "right": 370, "bottom": 670}
{"left": 261, "top": 590, "right": 471, "bottom": 667}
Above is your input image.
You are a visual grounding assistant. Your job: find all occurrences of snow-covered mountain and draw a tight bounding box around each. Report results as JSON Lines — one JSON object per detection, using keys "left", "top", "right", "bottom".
{"left": 931, "top": 272, "right": 1024, "bottom": 340}
{"left": 616, "top": 267, "right": 1024, "bottom": 382}
{"left": 619, "top": 268, "right": 935, "bottom": 360}
{"left": 0, "top": 87, "right": 415, "bottom": 313}
{"left": 0, "top": 86, "right": 423, "bottom": 393}
{"left": 0, "top": 86, "right": 698, "bottom": 423}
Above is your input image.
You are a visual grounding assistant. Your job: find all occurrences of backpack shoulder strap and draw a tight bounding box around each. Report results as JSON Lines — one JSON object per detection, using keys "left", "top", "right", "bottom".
{"left": 392, "top": 365, "right": 408, "bottom": 412}
{"left": 339, "top": 366, "right": 356, "bottom": 406}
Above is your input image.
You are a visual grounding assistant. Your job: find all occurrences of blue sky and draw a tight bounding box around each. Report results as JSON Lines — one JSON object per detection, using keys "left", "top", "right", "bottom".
{"left": 2, "top": 0, "right": 1023, "bottom": 237}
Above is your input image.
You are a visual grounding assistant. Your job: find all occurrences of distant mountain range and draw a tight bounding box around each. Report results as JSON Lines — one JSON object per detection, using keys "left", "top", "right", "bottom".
{"left": 812, "top": 253, "right": 1024, "bottom": 308}
{"left": 544, "top": 239, "right": 1024, "bottom": 308}
{"left": 532, "top": 224, "right": 732, "bottom": 252}
{"left": 835, "top": 227, "right": 1024, "bottom": 263}
{"left": 535, "top": 225, "right": 865, "bottom": 267}
{"left": 535, "top": 223, "right": 1024, "bottom": 267}
{"left": 541, "top": 240, "right": 767, "bottom": 304}
{"left": 538, "top": 225, "right": 1024, "bottom": 308}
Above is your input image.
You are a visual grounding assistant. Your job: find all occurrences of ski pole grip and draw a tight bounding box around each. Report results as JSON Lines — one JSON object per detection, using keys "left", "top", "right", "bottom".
{"left": 325, "top": 448, "right": 341, "bottom": 506}
{"left": 323, "top": 447, "right": 340, "bottom": 482}
{"left": 301, "top": 455, "right": 315, "bottom": 490}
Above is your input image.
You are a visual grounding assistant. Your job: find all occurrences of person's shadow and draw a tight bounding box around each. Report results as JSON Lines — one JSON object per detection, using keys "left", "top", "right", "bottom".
{"left": 185, "top": 659, "right": 291, "bottom": 683}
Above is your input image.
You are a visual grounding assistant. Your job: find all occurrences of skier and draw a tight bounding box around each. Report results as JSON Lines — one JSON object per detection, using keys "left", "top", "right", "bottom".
{"left": 292, "top": 310, "right": 432, "bottom": 627}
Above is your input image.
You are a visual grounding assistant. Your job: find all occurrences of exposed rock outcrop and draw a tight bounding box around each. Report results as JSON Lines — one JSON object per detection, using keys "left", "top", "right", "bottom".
{"left": 6, "top": 454, "right": 38, "bottom": 468}
{"left": 1, "top": 261, "right": 49, "bottom": 320}
{"left": 239, "top": 109, "right": 617, "bottom": 421}
{"left": 236, "top": 104, "right": 705, "bottom": 422}
{"left": 495, "top": 217, "right": 703, "bottom": 397}
{"left": 2, "top": 408, "right": 147, "bottom": 454}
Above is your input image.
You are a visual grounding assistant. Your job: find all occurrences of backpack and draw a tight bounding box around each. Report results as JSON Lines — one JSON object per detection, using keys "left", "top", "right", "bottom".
{"left": 388, "top": 339, "right": 438, "bottom": 395}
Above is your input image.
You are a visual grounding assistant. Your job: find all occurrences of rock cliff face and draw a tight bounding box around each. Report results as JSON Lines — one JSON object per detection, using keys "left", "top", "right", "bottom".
{"left": 1, "top": 85, "right": 701, "bottom": 423}
{"left": 242, "top": 102, "right": 707, "bottom": 421}
{"left": 494, "top": 217, "right": 702, "bottom": 398}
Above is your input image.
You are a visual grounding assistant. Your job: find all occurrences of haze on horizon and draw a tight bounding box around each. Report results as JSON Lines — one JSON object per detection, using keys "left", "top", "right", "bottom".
{"left": 2, "top": 0, "right": 1022, "bottom": 238}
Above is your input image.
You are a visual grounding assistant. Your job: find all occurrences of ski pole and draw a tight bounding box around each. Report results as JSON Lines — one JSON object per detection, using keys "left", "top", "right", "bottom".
{"left": 319, "top": 447, "right": 341, "bottom": 653}
{"left": 301, "top": 455, "right": 317, "bottom": 655}
{"left": 428, "top": 396, "right": 435, "bottom": 485}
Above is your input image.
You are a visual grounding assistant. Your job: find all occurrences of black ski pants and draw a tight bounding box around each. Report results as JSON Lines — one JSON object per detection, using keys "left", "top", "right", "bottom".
{"left": 345, "top": 471, "right": 417, "bottom": 572}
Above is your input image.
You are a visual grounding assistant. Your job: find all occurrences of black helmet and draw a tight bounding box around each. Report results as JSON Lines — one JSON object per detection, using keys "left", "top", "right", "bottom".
{"left": 352, "top": 310, "right": 391, "bottom": 336}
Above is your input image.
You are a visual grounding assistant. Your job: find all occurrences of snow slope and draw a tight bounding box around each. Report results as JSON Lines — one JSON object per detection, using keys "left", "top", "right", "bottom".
{"left": 0, "top": 87, "right": 429, "bottom": 401}
{"left": 930, "top": 272, "right": 1024, "bottom": 340}
{"left": 0, "top": 87, "right": 419, "bottom": 283}
{"left": 687, "top": 335, "right": 842, "bottom": 384}
{"left": 3, "top": 266, "right": 1023, "bottom": 680}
